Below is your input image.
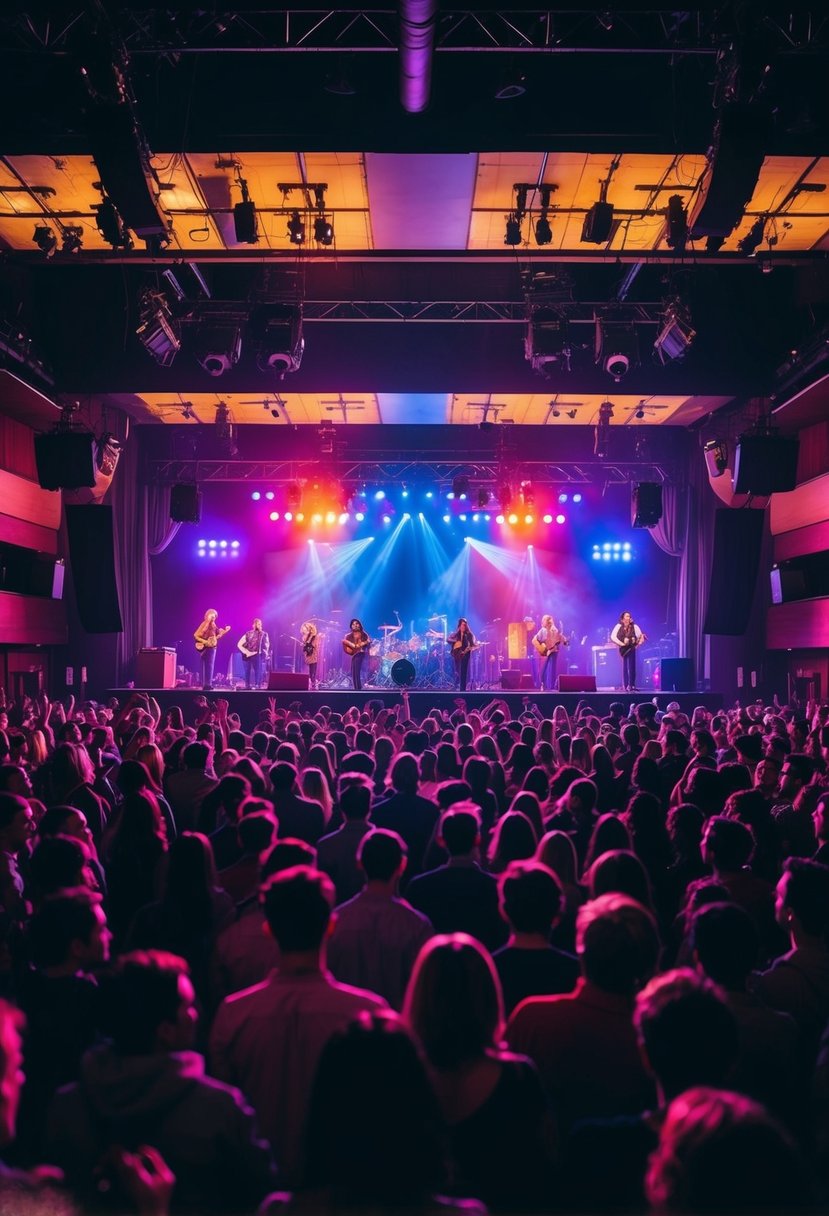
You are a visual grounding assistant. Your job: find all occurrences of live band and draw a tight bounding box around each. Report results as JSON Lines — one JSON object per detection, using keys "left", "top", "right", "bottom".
{"left": 194, "top": 608, "right": 647, "bottom": 693}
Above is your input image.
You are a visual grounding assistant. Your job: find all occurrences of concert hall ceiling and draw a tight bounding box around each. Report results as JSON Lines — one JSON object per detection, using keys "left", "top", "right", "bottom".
{"left": 1, "top": 4, "right": 828, "bottom": 428}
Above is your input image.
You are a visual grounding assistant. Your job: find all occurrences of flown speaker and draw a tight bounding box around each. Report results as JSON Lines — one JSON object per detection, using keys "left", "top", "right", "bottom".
{"left": 632, "top": 483, "right": 663, "bottom": 528}
{"left": 733, "top": 434, "right": 799, "bottom": 496}
{"left": 170, "top": 484, "right": 202, "bottom": 523}
{"left": 35, "top": 433, "right": 96, "bottom": 491}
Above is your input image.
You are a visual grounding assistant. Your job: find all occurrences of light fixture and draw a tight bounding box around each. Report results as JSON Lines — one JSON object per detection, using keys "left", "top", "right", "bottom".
{"left": 33, "top": 224, "right": 58, "bottom": 257}
{"left": 595, "top": 319, "right": 638, "bottom": 381}
{"left": 287, "top": 210, "right": 305, "bottom": 245}
{"left": 136, "top": 289, "right": 180, "bottom": 367}
{"left": 520, "top": 480, "right": 535, "bottom": 508}
{"left": 582, "top": 199, "right": 614, "bottom": 244}
{"left": 534, "top": 185, "right": 554, "bottom": 246}
{"left": 494, "top": 69, "right": 527, "bottom": 100}
{"left": 654, "top": 299, "right": 696, "bottom": 365}
{"left": 594, "top": 400, "right": 614, "bottom": 459}
{"left": 286, "top": 482, "right": 303, "bottom": 509}
{"left": 93, "top": 197, "right": 132, "bottom": 249}
{"left": 233, "top": 177, "right": 259, "bottom": 244}
{"left": 249, "top": 304, "right": 304, "bottom": 374}
{"left": 61, "top": 226, "right": 83, "bottom": 254}
{"left": 314, "top": 215, "right": 334, "bottom": 245}
{"left": 452, "top": 475, "right": 470, "bottom": 500}
{"left": 476, "top": 488, "right": 490, "bottom": 510}
{"left": 193, "top": 326, "right": 242, "bottom": 377}
{"left": 567, "top": 409, "right": 577, "bottom": 419}
{"left": 665, "top": 194, "right": 688, "bottom": 253}
{"left": 525, "top": 313, "right": 570, "bottom": 372}
{"left": 498, "top": 482, "right": 513, "bottom": 511}
{"left": 738, "top": 216, "right": 766, "bottom": 256}
{"left": 504, "top": 212, "right": 522, "bottom": 246}
{"left": 635, "top": 407, "right": 645, "bottom": 419}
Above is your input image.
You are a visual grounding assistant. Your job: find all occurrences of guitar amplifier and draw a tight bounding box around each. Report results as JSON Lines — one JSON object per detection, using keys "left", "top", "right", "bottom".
{"left": 136, "top": 648, "right": 177, "bottom": 689}
{"left": 557, "top": 675, "right": 597, "bottom": 693}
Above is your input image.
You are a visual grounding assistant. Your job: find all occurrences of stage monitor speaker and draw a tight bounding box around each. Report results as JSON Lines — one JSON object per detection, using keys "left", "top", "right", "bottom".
{"left": 136, "top": 648, "right": 177, "bottom": 689}
{"left": 35, "top": 432, "right": 96, "bottom": 491}
{"left": 519, "top": 673, "right": 535, "bottom": 689}
{"left": 65, "top": 504, "right": 123, "bottom": 633}
{"left": 632, "top": 482, "right": 663, "bottom": 528}
{"left": 500, "top": 670, "right": 522, "bottom": 689}
{"left": 733, "top": 434, "right": 799, "bottom": 496}
{"left": 170, "top": 484, "right": 202, "bottom": 523}
{"left": 660, "top": 658, "right": 695, "bottom": 691}
{"left": 268, "top": 673, "right": 310, "bottom": 691}
{"left": 703, "top": 508, "right": 765, "bottom": 635}
{"left": 557, "top": 675, "right": 597, "bottom": 692}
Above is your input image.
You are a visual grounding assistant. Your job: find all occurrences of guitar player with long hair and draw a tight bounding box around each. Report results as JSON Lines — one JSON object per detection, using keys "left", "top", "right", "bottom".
{"left": 532, "top": 614, "right": 569, "bottom": 691}
{"left": 610, "top": 610, "right": 647, "bottom": 692}
{"left": 448, "top": 616, "right": 476, "bottom": 692}
{"left": 342, "top": 618, "right": 371, "bottom": 690}
{"left": 193, "top": 608, "right": 231, "bottom": 691}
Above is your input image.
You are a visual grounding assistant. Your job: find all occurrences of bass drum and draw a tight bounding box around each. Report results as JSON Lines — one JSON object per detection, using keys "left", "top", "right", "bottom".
{"left": 391, "top": 658, "right": 416, "bottom": 686}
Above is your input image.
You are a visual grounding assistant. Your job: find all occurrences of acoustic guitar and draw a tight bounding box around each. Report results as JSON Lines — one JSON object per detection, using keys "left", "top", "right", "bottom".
{"left": 617, "top": 631, "right": 647, "bottom": 660}
{"left": 532, "top": 622, "right": 570, "bottom": 657}
{"left": 195, "top": 625, "right": 231, "bottom": 652}
{"left": 342, "top": 637, "right": 370, "bottom": 656}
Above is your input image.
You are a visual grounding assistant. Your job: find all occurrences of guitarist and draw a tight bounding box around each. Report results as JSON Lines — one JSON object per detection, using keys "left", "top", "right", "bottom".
{"left": 448, "top": 617, "right": 476, "bottom": 692}
{"left": 532, "top": 614, "right": 568, "bottom": 691}
{"left": 237, "top": 617, "right": 270, "bottom": 689}
{"left": 610, "top": 610, "right": 646, "bottom": 692}
{"left": 193, "top": 608, "right": 231, "bottom": 691}
{"left": 300, "top": 621, "right": 320, "bottom": 689}
{"left": 342, "top": 618, "right": 371, "bottom": 690}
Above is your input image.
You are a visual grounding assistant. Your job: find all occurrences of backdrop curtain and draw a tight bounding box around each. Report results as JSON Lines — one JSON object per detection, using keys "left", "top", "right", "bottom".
{"left": 148, "top": 484, "right": 181, "bottom": 555}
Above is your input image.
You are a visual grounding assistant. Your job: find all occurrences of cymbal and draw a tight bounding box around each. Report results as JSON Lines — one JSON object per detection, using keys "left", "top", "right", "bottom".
{"left": 425, "top": 630, "right": 444, "bottom": 638}
{"left": 428, "top": 615, "right": 444, "bottom": 623}
{"left": 379, "top": 624, "right": 399, "bottom": 631}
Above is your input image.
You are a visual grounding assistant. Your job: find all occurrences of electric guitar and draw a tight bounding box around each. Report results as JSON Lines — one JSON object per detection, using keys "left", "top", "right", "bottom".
{"left": 342, "top": 637, "right": 371, "bottom": 656}
{"left": 195, "top": 625, "right": 231, "bottom": 652}
{"left": 532, "top": 622, "right": 571, "bottom": 657}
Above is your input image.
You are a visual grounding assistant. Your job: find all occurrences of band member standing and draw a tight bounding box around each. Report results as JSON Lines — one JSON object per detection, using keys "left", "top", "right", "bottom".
{"left": 532, "top": 614, "right": 568, "bottom": 691}
{"left": 237, "top": 618, "right": 270, "bottom": 690}
{"left": 448, "top": 617, "right": 475, "bottom": 692}
{"left": 343, "top": 618, "right": 371, "bottom": 691}
{"left": 300, "top": 621, "right": 320, "bottom": 689}
{"left": 193, "top": 608, "right": 231, "bottom": 691}
{"left": 610, "top": 610, "right": 646, "bottom": 692}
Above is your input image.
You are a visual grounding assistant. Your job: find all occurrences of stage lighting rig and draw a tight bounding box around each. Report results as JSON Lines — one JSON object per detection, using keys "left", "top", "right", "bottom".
{"left": 654, "top": 299, "right": 696, "bottom": 365}
{"left": 664, "top": 195, "right": 688, "bottom": 253}
{"left": 249, "top": 303, "right": 304, "bottom": 375}
{"left": 534, "top": 185, "right": 554, "bottom": 246}
{"left": 738, "top": 216, "right": 766, "bottom": 256}
{"left": 594, "top": 400, "right": 614, "bottom": 459}
{"left": 61, "top": 226, "right": 83, "bottom": 254}
{"left": 595, "top": 318, "right": 639, "bottom": 382}
{"left": 136, "top": 288, "right": 180, "bottom": 367}
{"left": 93, "top": 196, "right": 133, "bottom": 249}
{"left": 193, "top": 325, "right": 242, "bottom": 377}
{"left": 525, "top": 312, "right": 571, "bottom": 373}
{"left": 33, "top": 224, "right": 58, "bottom": 257}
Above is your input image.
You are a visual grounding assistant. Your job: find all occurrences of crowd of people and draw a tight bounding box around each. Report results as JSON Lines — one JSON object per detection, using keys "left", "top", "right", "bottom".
{"left": 1, "top": 683, "right": 829, "bottom": 1214}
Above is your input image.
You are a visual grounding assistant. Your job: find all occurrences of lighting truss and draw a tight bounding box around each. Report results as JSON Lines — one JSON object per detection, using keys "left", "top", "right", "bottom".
{"left": 149, "top": 459, "right": 673, "bottom": 485}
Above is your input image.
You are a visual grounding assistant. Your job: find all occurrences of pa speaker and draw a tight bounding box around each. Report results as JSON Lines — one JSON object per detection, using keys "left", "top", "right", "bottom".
{"left": 703, "top": 508, "right": 765, "bottom": 635}
{"left": 690, "top": 104, "right": 770, "bottom": 240}
{"left": 500, "top": 670, "right": 522, "bottom": 689}
{"left": 65, "top": 505, "right": 123, "bottom": 633}
{"left": 733, "top": 435, "right": 799, "bottom": 496}
{"left": 660, "top": 659, "right": 694, "bottom": 691}
{"left": 557, "top": 675, "right": 597, "bottom": 692}
{"left": 35, "top": 433, "right": 96, "bottom": 491}
{"left": 267, "top": 673, "right": 310, "bottom": 691}
{"left": 632, "top": 482, "right": 663, "bottom": 528}
{"left": 170, "top": 484, "right": 202, "bottom": 523}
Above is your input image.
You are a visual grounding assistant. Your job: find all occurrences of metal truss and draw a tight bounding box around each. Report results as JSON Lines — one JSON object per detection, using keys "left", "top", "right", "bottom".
{"left": 3, "top": 9, "right": 827, "bottom": 56}
{"left": 302, "top": 300, "right": 663, "bottom": 323}
{"left": 149, "top": 457, "right": 673, "bottom": 484}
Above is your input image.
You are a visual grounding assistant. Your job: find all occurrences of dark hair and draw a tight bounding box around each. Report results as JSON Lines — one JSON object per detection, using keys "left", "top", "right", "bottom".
{"left": 0, "top": 793, "right": 28, "bottom": 832}
{"left": 780, "top": 858, "right": 829, "bottom": 937}
{"left": 340, "top": 776, "right": 373, "bottom": 821}
{"left": 691, "top": 902, "right": 758, "bottom": 988}
{"left": 161, "top": 832, "right": 216, "bottom": 931}
{"left": 438, "top": 805, "right": 480, "bottom": 856}
{"left": 103, "top": 950, "right": 189, "bottom": 1054}
{"left": 587, "top": 848, "right": 654, "bottom": 911}
{"left": 577, "top": 893, "right": 660, "bottom": 995}
{"left": 303, "top": 1011, "right": 445, "bottom": 1201}
{"left": 260, "top": 837, "right": 317, "bottom": 883}
{"left": 703, "top": 816, "right": 754, "bottom": 870}
{"left": 487, "top": 810, "right": 537, "bottom": 871}
{"left": 404, "top": 933, "right": 503, "bottom": 1069}
{"left": 182, "top": 741, "right": 210, "bottom": 771}
{"left": 583, "top": 812, "right": 632, "bottom": 873}
{"left": 28, "top": 887, "right": 104, "bottom": 968}
{"left": 262, "top": 865, "right": 333, "bottom": 951}
{"left": 238, "top": 812, "right": 277, "bottom": 855}
{"left": 499, "top": 860, "right": 563, "bottom": 934}
{"left": 634, "top": 969, "right": 738, "bottom": 1099}
{"left": 359, "top": 830, "right": 406, "bottom": 882}
{"left": 37, "top": 805, "right": 85, "bottom": 838}
{"left": 28, "top": 835, "right": 89, "bottom": 898}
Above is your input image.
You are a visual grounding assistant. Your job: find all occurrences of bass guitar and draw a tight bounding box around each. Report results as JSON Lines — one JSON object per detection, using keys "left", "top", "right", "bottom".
{"left": 195, "top": 625, "right": 231, "bottom": 652}
{"left": 452, "top": 641, "right": 483, "bottom": 657}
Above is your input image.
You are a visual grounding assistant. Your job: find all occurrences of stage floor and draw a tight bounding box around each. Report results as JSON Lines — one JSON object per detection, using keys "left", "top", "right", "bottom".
{"left": 110, "top": 687, "right": 723, "bottom": 729}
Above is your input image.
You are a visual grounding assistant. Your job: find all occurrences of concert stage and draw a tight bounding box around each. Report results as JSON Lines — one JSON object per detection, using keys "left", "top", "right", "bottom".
{"left": 110, "top": 687, "right": 723, "bottom": 732}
